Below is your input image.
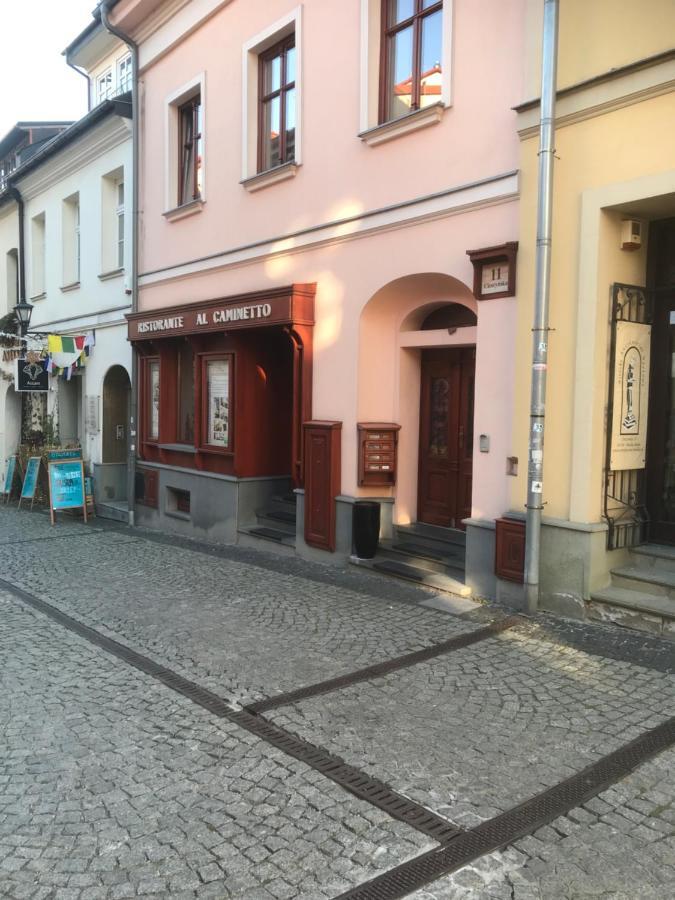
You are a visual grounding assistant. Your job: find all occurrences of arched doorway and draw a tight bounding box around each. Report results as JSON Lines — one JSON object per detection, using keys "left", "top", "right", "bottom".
{"left": 102, "top": 366, "right": 130, "bottom": 463}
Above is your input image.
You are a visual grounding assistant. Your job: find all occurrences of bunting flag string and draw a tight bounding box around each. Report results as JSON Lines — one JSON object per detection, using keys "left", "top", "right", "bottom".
{"left": 45, "top": 332, "right": 95, "bottom": 380}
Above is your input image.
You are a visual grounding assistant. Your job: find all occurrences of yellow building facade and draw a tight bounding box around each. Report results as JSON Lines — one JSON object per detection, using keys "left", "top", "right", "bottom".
{"left": 505, "top": 0, "right": 675, "bottom": 626}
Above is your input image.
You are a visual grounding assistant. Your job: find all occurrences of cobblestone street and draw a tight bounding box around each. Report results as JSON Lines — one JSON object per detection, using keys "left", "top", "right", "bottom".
{"left": 2, "top": 507, "right": 675, "bottom": 899}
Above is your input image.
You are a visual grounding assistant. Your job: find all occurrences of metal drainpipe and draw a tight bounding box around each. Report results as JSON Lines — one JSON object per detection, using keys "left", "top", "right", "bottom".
{"left": 523, "top": 0, "right": 560, "bottom": 615}
{"left": 66, "top": 60, "right": 91, "bottom": 113}
{"left": 100, "top": 1, "right": 139, "bottom": 527}
{"left": 6, "top": 187, "right": 26, "bottom": 307}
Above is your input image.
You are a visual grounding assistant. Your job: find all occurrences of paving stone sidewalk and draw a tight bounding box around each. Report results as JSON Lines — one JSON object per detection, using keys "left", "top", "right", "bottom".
{"left": 1, "top": 506, "right": 675, "bottom": 898}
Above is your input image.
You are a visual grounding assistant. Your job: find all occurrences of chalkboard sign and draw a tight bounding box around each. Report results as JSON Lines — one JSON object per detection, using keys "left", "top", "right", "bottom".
{"left": 19, "top": 457, "right": 41, "bottom": 509}
{"left": 48, "top": 459, "right": 88, "bottom": 525}
{"left": 3, "top": 456, "right": 18, "bottom": 503}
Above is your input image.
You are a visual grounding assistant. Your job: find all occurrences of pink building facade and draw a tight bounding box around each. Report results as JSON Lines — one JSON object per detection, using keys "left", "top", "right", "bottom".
{"left": 112, "top": 0, "right": 525, "bottom": 596}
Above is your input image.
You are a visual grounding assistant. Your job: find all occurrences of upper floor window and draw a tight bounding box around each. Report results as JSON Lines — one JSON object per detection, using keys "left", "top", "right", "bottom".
{"left": 258, "top": 36, "right": 296, "bottom": 172}
{"left": 97, "top": 69, "right": 112, "bottom": 105}
{"left": 116, "top": 181, "right": 125, "bottom": 268}
{"left": 382, "top": 0, "right": 443, "bottom": 123}
{"left": 118, "top": 54, "right": 132, "bottom": 93}
{"left": 62, "top": 193, "right": 80, "bottom": 287}
{"left": 31, "top": 213, "right": 46, "bottom": 298}
{"left": 179, "top": 95, "right": 203, "bottom": 206}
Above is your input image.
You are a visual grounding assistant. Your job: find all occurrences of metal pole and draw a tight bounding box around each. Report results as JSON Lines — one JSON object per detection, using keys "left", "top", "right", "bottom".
{"left": 524, "top": 0, "right": 559, "bottom": 615}
{"left": 100, "top": 1, "right": 139, "bottom": 527}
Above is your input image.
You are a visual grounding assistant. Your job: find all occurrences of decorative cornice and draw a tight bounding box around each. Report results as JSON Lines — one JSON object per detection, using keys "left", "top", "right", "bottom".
{"left": 16, "top": 119, "right": 131, "bottom": 200}
{"left": 140, "top": 170, "right": 520, "bottom": 287}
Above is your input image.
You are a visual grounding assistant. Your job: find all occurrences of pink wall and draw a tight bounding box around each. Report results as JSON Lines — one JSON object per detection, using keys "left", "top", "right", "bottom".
{"left": 126, "top": 0, "right": 524, "bottom": 276}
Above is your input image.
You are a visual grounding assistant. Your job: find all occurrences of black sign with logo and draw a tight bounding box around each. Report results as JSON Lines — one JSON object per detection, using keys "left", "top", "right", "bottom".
{"left": 16, "top": 358, "right": 49, "bottom": 392}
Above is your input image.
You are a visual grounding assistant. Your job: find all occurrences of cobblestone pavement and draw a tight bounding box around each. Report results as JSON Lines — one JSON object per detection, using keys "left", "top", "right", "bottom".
{"left": 1, "top": 506, "right": 675, "bottom": 898}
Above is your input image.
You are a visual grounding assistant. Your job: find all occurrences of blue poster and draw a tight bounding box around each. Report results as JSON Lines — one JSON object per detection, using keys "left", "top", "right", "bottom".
{"left": 49, "top": 461, "right": 85, "bottom": 510}
{"left": 21, "top": 457, "right": 41, "bottom": 499}
{"left": 3, "top": 457, "right": 16, "bottom": 496}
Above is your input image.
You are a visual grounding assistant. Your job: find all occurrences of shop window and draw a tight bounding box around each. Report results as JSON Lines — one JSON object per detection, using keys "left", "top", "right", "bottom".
{"left": 177, "top": 341, "right": 194, "bottom": 444}
{"left": 145, "top": 358, "right": 160, "bottom": 442}
{"left": 201, "top": 355, "right": 233, "bottom": 451}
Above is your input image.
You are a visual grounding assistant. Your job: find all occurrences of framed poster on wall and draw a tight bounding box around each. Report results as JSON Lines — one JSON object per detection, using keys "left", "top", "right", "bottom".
{"left": 609, "top": 320, "right": 651, "bottom": 471}
{"left": 204, "top": 357, "right": 231, "bottom": 448}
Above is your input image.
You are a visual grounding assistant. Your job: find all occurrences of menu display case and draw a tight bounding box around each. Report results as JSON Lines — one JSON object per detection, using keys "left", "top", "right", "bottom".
{"left": 357, "top": 423, "right": 401, "bottom": 487}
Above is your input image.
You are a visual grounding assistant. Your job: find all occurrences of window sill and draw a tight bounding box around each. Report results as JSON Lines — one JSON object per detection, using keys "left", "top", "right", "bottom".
{"left": 60, "top": 281, "right": 81, "bottom": 293}
{"left": 98, "top": 267, "right": 124, "bottom": 281}
{"left": 29, "top": 292, "right": 46, "bottom": 302}
{"left": 197, "top": 445, "right": 233, "bottom": 457}
{"left": 241, "top": 162, "right": 299, "bottom": 193}
{"left": 165, "top": 509, "right": 191, "bottom": 521}
{"left": 163, "top": 198, "right": 205, "bottom": 222}
{"left": 359, "top": 103, "right": 446, "bottom": 147}
{"left": 158, "top": 443, "right": 197, "bottom": 453}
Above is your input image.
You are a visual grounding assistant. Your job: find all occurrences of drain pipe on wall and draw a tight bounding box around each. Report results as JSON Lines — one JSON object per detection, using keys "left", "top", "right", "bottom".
{"left": 100, "top": 0, "right": 139, "bottom": 527}
{"left": 524, "top": 0, "right": 560, "bottom": 615}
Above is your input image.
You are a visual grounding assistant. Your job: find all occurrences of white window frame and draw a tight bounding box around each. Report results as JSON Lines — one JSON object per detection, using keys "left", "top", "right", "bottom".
{"left": 359, "top": 0, "right": 453, "bottom": 144}
{"left": 30, "top": 212, "right": 46, "bottom": 299}
{"left": 97, "top": 68, "right": 113, "bottom": 105}
{"left": 116, "top": 180, "right": 125, "bottom": 269}
{"left": 117, "top": 54, "right": 132, "bottom": 94}
{"left": 241, "top": 7, "right": 303, "bottom": 190}
{"left": 163, "top": 73, "right": 206, "bottom": 219}
{"left": 61, "top": 192, "right": 80, "bottom": 288}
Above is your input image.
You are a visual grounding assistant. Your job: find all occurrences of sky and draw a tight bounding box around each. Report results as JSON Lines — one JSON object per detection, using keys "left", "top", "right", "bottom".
{"left": 0, "top": 0, "right": 98, "bottom": 138}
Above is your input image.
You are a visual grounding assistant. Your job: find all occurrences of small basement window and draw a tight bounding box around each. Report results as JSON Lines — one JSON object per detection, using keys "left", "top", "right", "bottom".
{"left": 166, "top": 486, "right": 191, "bottom": 518}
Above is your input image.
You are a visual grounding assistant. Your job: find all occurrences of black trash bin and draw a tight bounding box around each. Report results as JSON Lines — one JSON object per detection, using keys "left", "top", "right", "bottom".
{"left": 352, "top": 501, "right": 380, "bottom": 559}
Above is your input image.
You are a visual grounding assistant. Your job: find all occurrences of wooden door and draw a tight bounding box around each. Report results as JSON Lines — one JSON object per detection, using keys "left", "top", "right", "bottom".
{"left": 417, "top": 347, "right": 475, "bottom": 528}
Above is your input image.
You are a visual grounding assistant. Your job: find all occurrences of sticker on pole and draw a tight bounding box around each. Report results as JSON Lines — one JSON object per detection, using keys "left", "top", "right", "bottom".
{"left": 531, "top": 481, "right": 543, "bottom": 493}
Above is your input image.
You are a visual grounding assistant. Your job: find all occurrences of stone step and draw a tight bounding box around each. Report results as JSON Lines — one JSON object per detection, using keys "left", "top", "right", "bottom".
{"left": 588, "top": 585, "right": 675, "bottom": 637}
{"left": 253, "top": 510, "right": 296, "bottom": 535}
{"left": 392, "top": 522, "right": 466, "bottom": 556}
{"left": 377, "top": 540, "right": 465, "bottom": 578}
{"left": 238, "top": 526, "right": 296, "bottom": 552}
{"left": 630, "top": 543, "right": 675, "bottom": 573}
{"left": 610, "top": 565, "right": 675, "bottom": 598}
{"left": 349, "top": 555, "right": 471, "bottom": 598}
{"left": 257, "top": 507, "right": 296, "bottom": 525}
{"left": 95, "top": 501, "right": 129, "bottom": 524}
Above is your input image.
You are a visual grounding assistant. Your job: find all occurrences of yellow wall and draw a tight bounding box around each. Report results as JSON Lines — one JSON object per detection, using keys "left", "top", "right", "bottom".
{"left": 512, "top": 91, "right": 675, "bottom": 522}
{"left": 524, "top": 0, "right": 675, "bottom": 97}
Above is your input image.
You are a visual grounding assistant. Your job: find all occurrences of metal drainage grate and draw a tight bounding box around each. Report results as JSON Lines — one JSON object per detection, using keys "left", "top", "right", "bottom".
{"left": 247, "top": 617, "right": 520, "bottom": 713}
{"left": 0, "top": 577, "right": 458, "bottom": 845}
{"left": 337, "top": 714, "right": 675, "bottom": 899}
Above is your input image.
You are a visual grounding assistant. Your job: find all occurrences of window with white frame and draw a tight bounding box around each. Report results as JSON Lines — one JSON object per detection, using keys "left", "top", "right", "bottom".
{"left": 359, "top": 0, "right": 452, "bottom": 142}
{"left": 62, "top": 193, "right": 80, "bottom": 287}
{"left": 118, "top": 54, "right": 132, "bottom": 94}
{"left": 116, "top": 181, "right": 125, "bottom": 268}
{"left": 100, "top": 168, "right": 125, "bottom": 274}
{"left": 164, "top": 75, "right": 206, "bottom": 216}
{"left": 31, "top": 212, "right": 46, "bottom": 298}
{"left": 242, "top": 8, "right": 302, "bottom": 189}
{"left": 96, "top": 69, "right": 112, "bottom": 105}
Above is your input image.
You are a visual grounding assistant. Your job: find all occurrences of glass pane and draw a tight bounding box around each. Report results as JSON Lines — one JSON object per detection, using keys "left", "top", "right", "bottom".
{"left": 263, "top": 54, "right": 282, "bottom": 95}
{"left": 387, "top": 25, "right": 414, "bottom": 120}
{"left": 178, "top": 342, "right": 194, "bottom": 444}
{"left": 388, "top": 0, "right": 414, "bottom": 26}
{"left": 206, "top": 359, "right": 230, "bottom": 448}
{"left": 180, "top": 106, "right": 195, "bottom": 203}
{"left": 263, "top": 96, "right": 281, "bottom": 170}
{"left": 117, "top": 181, "right": 124, "bottom": 205}
{"left": 429, "top": 377, "right": 449, "bottom": 457}
{"left": 149, "top": 362, "right": 159, "bottom": 440}
{"left": 117, "top": 212, "right": 124, "bottom": 268}
{"left": 420, "top": 9, "right": 443, "bottom": 108}
{"left": 422, "top": 0, "right": 440, "bottom": 7}
{"left": 285, "top": 45, "right": 296, "bottom": 85}
{"left": 285, "top": 88, "right": 296, "bottom": 162}
{"left": 195, "top": 104, "right": 203, "bottom": 197}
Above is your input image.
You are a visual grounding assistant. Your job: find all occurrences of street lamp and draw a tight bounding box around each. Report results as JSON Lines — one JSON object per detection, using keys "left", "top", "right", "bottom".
{"left": 13, "top": 299, "right": 33, "bottom": 337}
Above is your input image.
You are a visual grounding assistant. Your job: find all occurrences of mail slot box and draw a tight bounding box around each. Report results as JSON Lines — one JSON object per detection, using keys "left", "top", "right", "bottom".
{"left": 358, "top": 423, "right": 401, "bottom": 487}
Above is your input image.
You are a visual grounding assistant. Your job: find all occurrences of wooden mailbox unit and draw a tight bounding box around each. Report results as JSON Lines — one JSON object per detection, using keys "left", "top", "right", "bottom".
{"left": 357, "top": 423, "right": 401, "bottom": 487}
{"left": 303, "top": 421, "right": 341, "bottom": 552}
